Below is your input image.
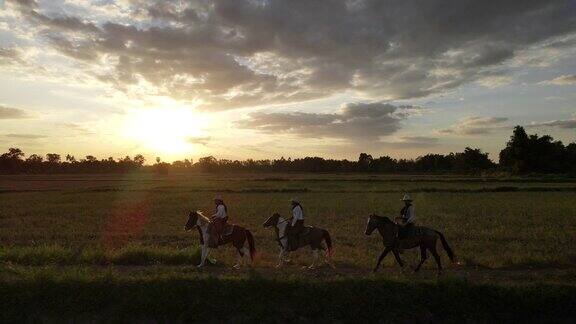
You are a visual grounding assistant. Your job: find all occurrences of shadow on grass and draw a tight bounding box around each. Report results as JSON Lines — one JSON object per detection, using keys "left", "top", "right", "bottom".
{"left": 0, "top": 273, "right": 574, "bottom": 323}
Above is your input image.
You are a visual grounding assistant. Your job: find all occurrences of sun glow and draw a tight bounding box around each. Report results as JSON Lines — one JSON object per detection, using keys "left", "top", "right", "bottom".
{"left": 123, "top": 107, "right": 210, "bottom": 156}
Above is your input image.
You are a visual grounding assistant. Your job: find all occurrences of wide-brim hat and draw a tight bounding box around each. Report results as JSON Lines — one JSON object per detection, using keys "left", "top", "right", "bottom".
{"left": 290, "top": 197, "right": 300, "bottom": 203}
{"left": 214, "top": 194, "right": 223, "bottom": 201}
{"left": 401, "top": 194, "right": 412, "bottom": 201}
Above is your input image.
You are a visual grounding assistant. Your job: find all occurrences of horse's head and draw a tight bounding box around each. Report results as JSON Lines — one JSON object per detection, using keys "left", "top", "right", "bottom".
{"left": 263, "top": 212, "right": 281, "bottom": 228}
{"left": 184, "top": 210, "right": 199, "bottom": 231}
{"left": 365, "top": 213, "right": 385, "bottom": 235}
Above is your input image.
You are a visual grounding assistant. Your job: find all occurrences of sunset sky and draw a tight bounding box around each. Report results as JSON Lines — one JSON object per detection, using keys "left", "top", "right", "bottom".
{"left": 1, "top": 0, "right": 575, "bottom": 163}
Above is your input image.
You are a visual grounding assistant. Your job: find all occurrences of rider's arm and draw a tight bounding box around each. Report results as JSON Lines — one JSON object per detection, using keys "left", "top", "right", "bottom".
{"left": 405, "top": 206, "right": 414, "bottom": 223}
{"left": 213, "top": 205, "right": 226, "bottom": 219}
{"left": 291, "top": 206, "right": 303, "bottom": 226}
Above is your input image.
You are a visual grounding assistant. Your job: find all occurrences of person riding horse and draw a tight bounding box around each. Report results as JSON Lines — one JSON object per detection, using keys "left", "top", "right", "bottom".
{"left": 287, "top": 197, "right": 304, "bottom": 251}
{"left": 209, "top": 195, "right": 228, "bottom": 244}
{"left": 394, "top": 194, "right": 415, "bottom": 246}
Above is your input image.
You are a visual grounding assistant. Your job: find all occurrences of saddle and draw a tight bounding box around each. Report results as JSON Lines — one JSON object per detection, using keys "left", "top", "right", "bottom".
{"left": 207, "top": 223, "right": 235, "bottom": 248}
{"left": 297, "top": 226, "right": 312, "bottom": 237}
{"left": 287, "top": 226, "right": 313, "bottom": 251}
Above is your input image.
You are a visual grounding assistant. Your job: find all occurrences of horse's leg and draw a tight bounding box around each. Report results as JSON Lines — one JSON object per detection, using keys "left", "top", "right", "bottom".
{"left": 414, "top": 245, "right": 428, "bottom": 273}
{"left": 373, "top": 247, "right": 392, "bottom": 273}
{"left": 308, "top": 249, "right": 319, "bottom": 269}
{"left": 240, "top": 246, "right": 248, "bottom": 266}
{"left": 392, "top": 249, "right": 405, "bottom": 268}
{"left": 198, "top": 244, "right": 208, "bottom": 267}
{"left": 276, "top": 247, "right": 286, "bottom": 268}
{"left": 430, "top": 245, "right": 443, "bottom": 275}
{"left": 233, "top": 248, "right": 243, "bottom": 269}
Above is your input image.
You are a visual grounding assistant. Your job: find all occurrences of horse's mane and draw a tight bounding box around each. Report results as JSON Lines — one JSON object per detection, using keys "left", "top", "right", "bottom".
{"left": 195, "top": 210, "right": 210, "bottom": 223}
{"left": 371, "top": 214, "right": 394, "bottom": 224}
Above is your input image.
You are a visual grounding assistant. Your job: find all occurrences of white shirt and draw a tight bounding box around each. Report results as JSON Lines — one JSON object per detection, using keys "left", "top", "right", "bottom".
{"left": 292, "top": 205, "right": 304, "bottom": 225}
{"left": 213, "top": 204, "right": 227, "bottom": 219}
{"left": 404, "top": 205, "right": 415, "bottom": 223}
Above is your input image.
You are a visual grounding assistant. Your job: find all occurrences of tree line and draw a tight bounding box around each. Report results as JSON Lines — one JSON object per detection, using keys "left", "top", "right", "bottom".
{"left": 1, "top": 126, "right": 575, "bottom": 175}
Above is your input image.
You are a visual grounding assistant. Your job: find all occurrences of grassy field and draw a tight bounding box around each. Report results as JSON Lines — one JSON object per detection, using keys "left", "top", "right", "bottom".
{"left": 1, "top": 173, "right": 576, "bottom": 322}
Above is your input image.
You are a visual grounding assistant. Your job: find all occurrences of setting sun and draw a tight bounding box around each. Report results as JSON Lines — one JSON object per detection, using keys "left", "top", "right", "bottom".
{"left": 123, "top": 107, "right": 209, "bottom": 156}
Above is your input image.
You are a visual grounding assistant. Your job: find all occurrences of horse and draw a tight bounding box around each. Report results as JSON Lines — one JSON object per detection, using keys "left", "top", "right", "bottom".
{"left": 184, "top": 210, "right": 256, "bottom": 268}
{"left": 364, "top": 214, "right": 455, "bottom": 275}
{"left": 263, "top": 212, "right": 334, "bottom": 269}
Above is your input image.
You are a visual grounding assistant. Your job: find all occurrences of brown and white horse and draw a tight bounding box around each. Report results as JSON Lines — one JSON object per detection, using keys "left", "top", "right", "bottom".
{"left": 365, "top": 214, "right": 455, "bottom": 275}
{"left": 184, "top": 210, "right": 256, "bottom": 268}
{"left": 263, "top": 212, "right": 334, "bottom": 269}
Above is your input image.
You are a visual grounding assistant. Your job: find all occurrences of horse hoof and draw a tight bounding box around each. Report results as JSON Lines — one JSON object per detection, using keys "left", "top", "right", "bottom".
{"left": 233, "top": 264, "right": 241, "bottom": 269}
{"left": 197, "top": 264, "right": 205, "bottom": 268}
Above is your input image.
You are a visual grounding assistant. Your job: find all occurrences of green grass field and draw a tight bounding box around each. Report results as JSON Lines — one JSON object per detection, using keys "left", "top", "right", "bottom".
{"left": 1, "top": 173, "right": 576, "bottom": 322}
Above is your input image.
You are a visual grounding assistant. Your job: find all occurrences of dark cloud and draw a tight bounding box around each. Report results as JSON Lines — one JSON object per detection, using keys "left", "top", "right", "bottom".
{"left": 187, "top": 136, "right": 212, "bottom": 145}
{"left": 59, "top": 122, "right": 93, "bottom": 135}
{"left": 4, "top": 134, "right": 46, "bottom": 139}
{"left": 6, "top": 0, "right": 576, "bottom": 110}
{"left": 0, "top": 105, "right": 29, "bottom": 119}
{"left": 236, "top": 102, "right": 417, "bottom": 141}
{"left": 439, "top": 116, "right": 509, "bottom": 135}
{"left": 528, "top": 114, "right": 576, "bottom": 129}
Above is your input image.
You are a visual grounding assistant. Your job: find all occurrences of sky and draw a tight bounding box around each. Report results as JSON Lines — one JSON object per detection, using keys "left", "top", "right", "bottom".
{"left": 0, "top": 0, "right": 575, "bottom": 163}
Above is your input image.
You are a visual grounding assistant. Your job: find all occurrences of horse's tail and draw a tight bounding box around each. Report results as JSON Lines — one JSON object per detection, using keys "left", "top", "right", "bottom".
{"left": 435, "top": 230, "right": 455, "bottom": 262}
{"left": 246, "top": 230, "right": 256, "bottom": 261}
{"left": 323, "top": 229, "right": 333, "bottom": 258}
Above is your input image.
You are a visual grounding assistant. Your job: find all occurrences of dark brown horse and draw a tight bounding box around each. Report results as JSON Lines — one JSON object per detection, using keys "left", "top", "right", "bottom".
{"left": 365, "top": 214, "right": 455, "bottom": 275}
{"left": 263, "top": 212, "right": 334, "bottom": 269}
{"left": 185, "top": 210, "right": 256, "bottom": 268}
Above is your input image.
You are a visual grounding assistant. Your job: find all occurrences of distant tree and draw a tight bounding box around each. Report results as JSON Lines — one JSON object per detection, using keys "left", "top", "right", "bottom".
{"left": 46, "top": 153, "right": 61, "bottom": 164}
{"left": 133, "top": 154, "right": 145, "bottom": 166}
{"left": 453, "top": 147, "right": 494, "bottom": 172}
{"left": 65, "top": 154, "right": 76, "bottom": 163}
{"left": 358, "top": 153, "right": 373, "bottom": 171}
{"left": 499, "top": 126, "right": 566, "bottom": 173}
{"left": 26, "top": 154, "right": 43, "bottom": 163}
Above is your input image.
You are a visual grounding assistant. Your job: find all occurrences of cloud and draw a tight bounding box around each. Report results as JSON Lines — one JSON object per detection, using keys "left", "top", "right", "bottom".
{"left": 528, "top": 113, "right": 576, "bottom": 129}
{"left": 381, "top": 136, "right": 440, "bottom": 148}
{"left": 0, "top": 105, "right": 29, "bottom": 119}
{"left": 187, "top": 136, "right": 211, "bottom": 145}
{"left": 439, "top": 116, "right": 509, "bottom": 135}
{"left": 0, "top": 47, "right": 22, "bottom": 65}
{"left": 542, "top": 74, "right": 576, "bottom": 85}
{"left": 236, "top": 102, "right": 418, "bottom": 141}
{"left": 3, "top": 133, "right": 46, "bottom": 139}
{"left": 4, "top": 0, "right": 576, "bottom": 110}
{"left": 59, "top": 122, "right": 93, "bottom": 135}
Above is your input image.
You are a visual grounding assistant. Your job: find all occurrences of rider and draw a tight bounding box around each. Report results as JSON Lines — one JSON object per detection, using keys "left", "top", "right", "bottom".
{"left": 210, "top": 194, "right": 228, "bottom": 243}
{"left": 287, "top": 197, "right": 304, "bottom": 250}
{"left": 395, "top": 194, "right": 415, "bottom": 244}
